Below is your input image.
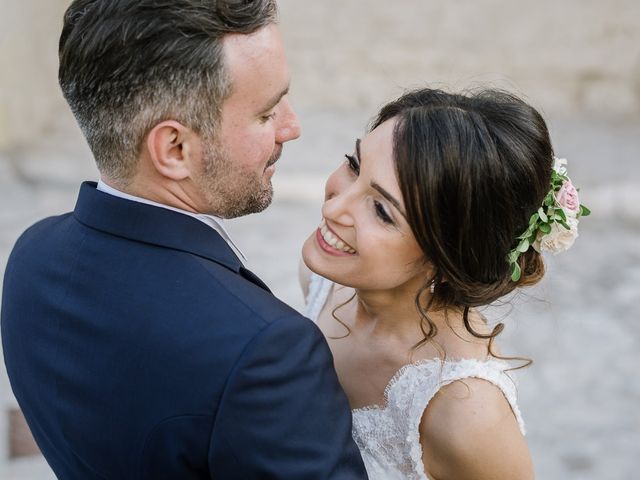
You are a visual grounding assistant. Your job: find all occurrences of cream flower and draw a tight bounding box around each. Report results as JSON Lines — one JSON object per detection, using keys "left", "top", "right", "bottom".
{"left": 553, "top": 157, "right": 568, "bottom": 175}
{"left": 533, "top": 216, "right": 579, "bottom": 254}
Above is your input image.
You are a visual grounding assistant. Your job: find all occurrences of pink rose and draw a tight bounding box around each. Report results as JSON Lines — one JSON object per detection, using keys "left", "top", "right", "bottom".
{"left": 556, "top": 180, "right": 580, "bottom": 214}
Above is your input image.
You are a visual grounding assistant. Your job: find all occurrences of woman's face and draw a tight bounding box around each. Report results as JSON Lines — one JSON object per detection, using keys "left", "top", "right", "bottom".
{"left": 302, "top": 118, "right": 429, "bottom": 293}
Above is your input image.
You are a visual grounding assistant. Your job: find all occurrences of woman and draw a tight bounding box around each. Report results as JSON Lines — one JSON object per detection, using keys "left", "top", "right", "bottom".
{"left": 300, "top": 88, "right": 588, "bottom": 479}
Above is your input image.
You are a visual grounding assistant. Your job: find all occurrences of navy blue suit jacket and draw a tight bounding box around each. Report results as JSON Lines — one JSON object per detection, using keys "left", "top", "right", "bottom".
{"left": 1, "top": 182, "right": 367, "bottom": 479}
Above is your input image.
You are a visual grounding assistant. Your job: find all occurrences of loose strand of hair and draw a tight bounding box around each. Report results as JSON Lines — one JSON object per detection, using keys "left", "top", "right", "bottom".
{"left": 462, "top": 306, "right": 532, "bottom": 370}
{"left": 410, "top": 279, "right": 444, "bottom": 359}
{"left": 327, "top": 291, "right": 357, "bottom": 340}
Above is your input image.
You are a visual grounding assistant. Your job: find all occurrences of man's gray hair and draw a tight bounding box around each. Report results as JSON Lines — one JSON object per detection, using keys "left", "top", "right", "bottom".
{"left": 59, "top": 0, "right": 278, "bottom": 182}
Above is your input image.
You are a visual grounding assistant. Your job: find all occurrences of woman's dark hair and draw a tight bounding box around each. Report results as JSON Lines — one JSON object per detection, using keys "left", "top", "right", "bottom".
{"left": 58, "top": 0, "right": 278, "bottom": 182}
{"left": 370, "top": 88, "right": 553, "bottom": 355}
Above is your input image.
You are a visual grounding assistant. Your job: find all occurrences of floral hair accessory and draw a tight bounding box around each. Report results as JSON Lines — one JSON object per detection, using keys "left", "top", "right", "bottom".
{"left": 508, "top": 157, "right": 590, "bottom": 282}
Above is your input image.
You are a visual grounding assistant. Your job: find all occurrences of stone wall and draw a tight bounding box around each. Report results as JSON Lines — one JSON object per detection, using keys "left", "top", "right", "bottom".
{"left": 0, "top": 0, "right": 70, "bottom": 149}
{"left": 1, "top": 0, "right": 639, "bottom": 151}
{"left": 279, "top": 0, "right": 640, "bottom": 116}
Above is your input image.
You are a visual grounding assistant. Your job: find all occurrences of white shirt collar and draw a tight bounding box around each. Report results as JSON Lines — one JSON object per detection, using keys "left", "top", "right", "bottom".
{"left": 96, "top": 179, "right": 247, "bottom": 264}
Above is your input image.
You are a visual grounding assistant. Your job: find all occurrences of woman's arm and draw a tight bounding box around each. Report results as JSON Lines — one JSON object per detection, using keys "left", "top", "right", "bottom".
{"left": 420, "top": 378, "right": 534, "bottom": 480}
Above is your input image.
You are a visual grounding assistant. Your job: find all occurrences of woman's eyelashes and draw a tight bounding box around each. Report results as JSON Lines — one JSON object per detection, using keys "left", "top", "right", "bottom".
{"left": 374, "top": 200, "right": 394, "bottom": 224}
{"left": 345, "top": 153, "right": 360, "bottom": 175}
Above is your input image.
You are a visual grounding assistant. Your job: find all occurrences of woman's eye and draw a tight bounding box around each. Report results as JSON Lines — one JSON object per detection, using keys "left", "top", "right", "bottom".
{"left": 261, "top": 112, "right": 277, "bottom": 122}
{"left": 374, "top": 200, "right": 394, "bottom": 225}
{"left": 344, "top": 154, "right": 360, "bottom": 175}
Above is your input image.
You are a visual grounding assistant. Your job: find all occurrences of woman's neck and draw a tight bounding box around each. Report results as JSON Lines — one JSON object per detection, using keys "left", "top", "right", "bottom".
{"left": 352, "top": 285, "right": 429, "bottom": 339}
{"left": 350, "top": 286, "right": 491, "bottom": 360}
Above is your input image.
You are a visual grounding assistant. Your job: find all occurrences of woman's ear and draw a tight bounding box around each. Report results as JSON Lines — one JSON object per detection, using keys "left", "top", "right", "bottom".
{"left": 145, "top": 120, "right": 199, "bottom": 180}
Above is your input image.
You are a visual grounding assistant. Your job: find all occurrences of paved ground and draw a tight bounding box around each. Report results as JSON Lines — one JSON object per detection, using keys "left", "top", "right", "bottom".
{"left": 0, "top": 109, "right": 639, "bottom": 479}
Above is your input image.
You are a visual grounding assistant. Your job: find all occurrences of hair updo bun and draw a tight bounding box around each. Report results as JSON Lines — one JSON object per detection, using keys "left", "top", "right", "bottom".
{"left": 371, "top": 88, "right": 553, "bottom": 310}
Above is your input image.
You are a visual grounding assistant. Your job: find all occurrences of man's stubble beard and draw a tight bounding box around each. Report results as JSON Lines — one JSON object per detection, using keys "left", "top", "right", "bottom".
{"left": 198, "top": 141, "right": 280, "bottom": 219}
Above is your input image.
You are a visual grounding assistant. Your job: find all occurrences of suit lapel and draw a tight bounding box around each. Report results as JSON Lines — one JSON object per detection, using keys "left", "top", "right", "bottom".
{"left": 239, "top": 267, "right": 272, "bottom": 293}
{"left": 73, "top": 182, "right": 271, "bottom": 292}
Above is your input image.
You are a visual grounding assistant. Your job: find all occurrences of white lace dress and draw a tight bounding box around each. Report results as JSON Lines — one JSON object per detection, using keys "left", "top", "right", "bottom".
{"left": 303, "top": 273, "right": 526, "bottom": 480}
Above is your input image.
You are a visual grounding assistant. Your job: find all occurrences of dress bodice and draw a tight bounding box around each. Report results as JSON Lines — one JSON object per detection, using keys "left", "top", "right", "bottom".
{"left": 303, "top": 273, "right": 525, "bottom": 480}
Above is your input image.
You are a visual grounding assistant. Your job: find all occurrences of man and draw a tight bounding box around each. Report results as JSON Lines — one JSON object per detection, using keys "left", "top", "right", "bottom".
{"left": 1, "top": 1, "right": 367, "bottom": 478}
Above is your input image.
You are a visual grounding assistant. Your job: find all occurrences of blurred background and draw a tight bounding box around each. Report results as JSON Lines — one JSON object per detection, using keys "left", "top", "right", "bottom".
{"left": 1, "top": 0, "right": 639, "bottom": 478}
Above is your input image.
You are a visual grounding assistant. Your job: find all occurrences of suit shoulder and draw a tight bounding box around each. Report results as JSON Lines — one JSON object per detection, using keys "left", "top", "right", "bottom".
{"left": 11, "top": 213, "right": 74, "bottom": 246}
{"left": 7, "top": 213, "right": 75, "bottom": 263}
{"left": 187, "top": 254, "right": 308, "bottom": 327}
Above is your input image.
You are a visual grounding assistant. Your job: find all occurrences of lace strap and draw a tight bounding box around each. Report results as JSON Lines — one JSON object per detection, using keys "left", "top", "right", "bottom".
{"left": 302, "top": 272, "right": 333, "bottom": 322}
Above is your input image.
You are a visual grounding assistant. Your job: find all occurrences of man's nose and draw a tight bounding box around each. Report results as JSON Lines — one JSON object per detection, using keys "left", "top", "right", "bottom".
{"left": 276, "top": 97, "right": 301, "bottom": 143}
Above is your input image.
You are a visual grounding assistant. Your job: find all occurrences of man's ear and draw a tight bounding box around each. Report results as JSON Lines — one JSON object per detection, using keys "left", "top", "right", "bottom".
{"left": 145, "top": 121, "right": 199, "bottom": 180}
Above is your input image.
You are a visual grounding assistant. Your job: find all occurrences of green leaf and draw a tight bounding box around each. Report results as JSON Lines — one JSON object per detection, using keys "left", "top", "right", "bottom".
{"left": 518, "top": 225, "right": 535, "bottom": 240}
{"left": 517, "top": 238, "right": 530, "bottom": 253}
{"left": 539, "top": 223, "right": 552, "bottom": 234}
{"left": 529, "top": 213, "right": 540, "bottom": 226}
{"left": 538, "top": 208, "right": 548, "bottom": 223}
{"left": 559, "top": 219, "right": 571, "bottom": 230}
{"left": 580, "top": 205, "right": 591, "bottom": 217}
{"left": 511, "top": 263, "right": 522, "bottom": 282}
{"left": 555, "top": 208, "right": 567, "bottom": 221}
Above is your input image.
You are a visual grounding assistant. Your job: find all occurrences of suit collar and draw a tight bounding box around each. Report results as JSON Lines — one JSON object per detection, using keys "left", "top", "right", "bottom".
{"left": 73, "top": 182, "right": 243, "bottom": 273}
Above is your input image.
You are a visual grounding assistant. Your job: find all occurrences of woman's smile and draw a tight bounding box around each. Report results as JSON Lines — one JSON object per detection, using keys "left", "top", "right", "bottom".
{"left": 315, "top": 219, "right": 357, "bottom": 256}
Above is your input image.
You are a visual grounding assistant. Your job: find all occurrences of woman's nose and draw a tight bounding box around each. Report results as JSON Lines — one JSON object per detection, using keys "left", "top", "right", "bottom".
{"left": 322, "top": 175, "right": 355, "bottom": 227}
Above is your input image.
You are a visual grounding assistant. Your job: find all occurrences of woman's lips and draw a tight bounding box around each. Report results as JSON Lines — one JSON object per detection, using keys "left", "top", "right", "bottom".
{"left": 315, "top": 219, "right": 357, "bottom": 256}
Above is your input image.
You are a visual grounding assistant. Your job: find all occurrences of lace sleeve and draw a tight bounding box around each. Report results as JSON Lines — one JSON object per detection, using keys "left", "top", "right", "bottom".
{"left": 302, "top": 273, "right": 333, "bottom": 322}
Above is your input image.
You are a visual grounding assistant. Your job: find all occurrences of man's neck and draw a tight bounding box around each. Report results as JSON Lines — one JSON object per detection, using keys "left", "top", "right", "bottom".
{"left": 100, "top": 175, "right": 202, "bottom": 215}
{"left": 96, "top": 178, "right": 247, "bottom": 263}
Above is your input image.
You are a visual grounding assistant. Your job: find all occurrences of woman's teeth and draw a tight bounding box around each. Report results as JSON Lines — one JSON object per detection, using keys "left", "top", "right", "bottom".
{"left": 320, "top": 220, "right": 356, "bottom": 254}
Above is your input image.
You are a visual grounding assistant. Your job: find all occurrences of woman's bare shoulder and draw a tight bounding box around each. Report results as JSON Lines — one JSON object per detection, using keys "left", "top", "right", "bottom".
{"left": 420, "top": 377, "right": 533, "bottom": 480}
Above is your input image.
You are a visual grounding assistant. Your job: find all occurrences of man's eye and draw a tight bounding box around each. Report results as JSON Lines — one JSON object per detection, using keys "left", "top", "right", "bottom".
{"left": 261, "top": 112, "right": 277, "bottom": 122}
{"left": 344, "top": 154, "right": 360, "bottom": 175}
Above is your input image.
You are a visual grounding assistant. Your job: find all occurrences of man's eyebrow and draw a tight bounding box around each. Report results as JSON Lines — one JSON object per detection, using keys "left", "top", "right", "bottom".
{"left": 356, "top": 138, "right": 407, "bottom": 219}
{"left": 260, "top": 84, "right": 290, "bottom": 113}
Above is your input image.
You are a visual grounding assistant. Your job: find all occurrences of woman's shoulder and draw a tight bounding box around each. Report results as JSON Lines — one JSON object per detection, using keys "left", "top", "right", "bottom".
{"left": 301, "top": 268, "right": 354, "bottom": 323}
{"left": 298, "top": 259, "right": 314, "bottom": 299}
{"left": 419, "top": 376, "right": 533, "bottom": 480}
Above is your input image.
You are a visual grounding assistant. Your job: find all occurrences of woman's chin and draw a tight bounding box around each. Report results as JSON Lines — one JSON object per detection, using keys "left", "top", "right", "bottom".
{"left": 302, "top": 234, "right": 335, "bottom": 280}
{"left": 302, "top": 235, "right": 322, "bottom": 273}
